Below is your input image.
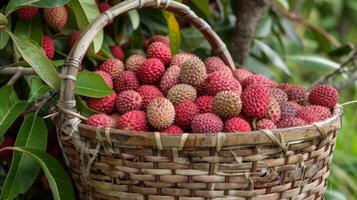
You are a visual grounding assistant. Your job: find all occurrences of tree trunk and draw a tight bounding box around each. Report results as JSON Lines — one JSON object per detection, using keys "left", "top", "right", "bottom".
{"left": 229, "top": 0, "right": 272, "bottom": 65}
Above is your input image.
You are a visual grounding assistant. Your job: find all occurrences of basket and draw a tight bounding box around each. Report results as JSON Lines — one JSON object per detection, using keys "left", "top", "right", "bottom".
{"left": 57, "top": 0, "right": 343, "bottom": 199}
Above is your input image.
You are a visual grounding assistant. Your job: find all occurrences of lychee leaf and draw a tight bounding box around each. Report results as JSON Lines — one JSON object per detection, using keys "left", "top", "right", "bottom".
{"left": 6, "top": 0, "right": 70, "bottom": 15}
{"left": 163, "top": 11, "right": 180, "bottom": 55}
{"left": 0, "top": 114, "right": 47, "bottom": 200}
{"left": 74, "top": 71, "right": 113, "bottom": 98}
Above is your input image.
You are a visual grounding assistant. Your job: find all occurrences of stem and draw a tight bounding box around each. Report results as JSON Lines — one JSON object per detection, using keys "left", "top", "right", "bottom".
{"left": 341, "top": 100, "right": 357, "bottom": 106}
{"left": 7, "top": 71, "right": 22, "bottom": 85}
{"left": 0, "top": 67, "right": 36, "bottom": 75}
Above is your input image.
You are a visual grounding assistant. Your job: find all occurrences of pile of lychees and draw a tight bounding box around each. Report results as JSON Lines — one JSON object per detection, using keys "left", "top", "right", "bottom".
{"left": 85, "top": 37, "right": 339, "bottom": 134}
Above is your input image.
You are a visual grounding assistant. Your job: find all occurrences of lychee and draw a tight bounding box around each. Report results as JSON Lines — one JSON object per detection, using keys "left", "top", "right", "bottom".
{"left": 43, "top": 6, "right": 68, "bottom": 29}
{"left": 136, "top": 58, "right": 165, "bottom": 84}
{"left": 167, "top": 84, "right": 197, "bottom": 104}
{"left": 125, "top": 54, "right": 146, "bottom": 72}
{"left": 277, "top": 117, "right": 306, "bottom": 128}
{"left": 224, "top": 117, "right": 251, "bottom": 132}
{"left": 116, "top": 90, "right": 142, "bottom": 114}
{"left": 285, "top": 85, "right": 307, "bottom": 102}
{"left": 205, "top": 71, "right": 242, "bottom": 96}
{"left": 170, "top": 52, "right": 197, "bottom": 68}
{"left": 279, "top": 101, "right": 297, "bottom": 120}
{"left": 232, "top": 68, "right": 253, "bottom": 83}
{"left": 162, "top": 125, "right": 183, "bottom": 134}
{"left": 297, "top": 105, "right": 331, "bottom": 123}
{"left": 99, "top": 58, "right": 124, "bottom": 79}
{"left": 255, "top": 119, "right": 277, "bottom": 130}
{"left": 241, "top": 85, "right": 269, "bottom": 118}
{"left": 194, "top": 96, "right": 214, "bottom": 114}
{"left": 159, "top": 65, "right": 181, "bottom": 94}
{"left": 191, "top": 113, "right": 223, "bottom": 133}
{"left": 179, "top": 57, "right": 207, "bottom": 88}
{"left": 137, "top": 85, "right": 163, "bottom": 109}
{"left": 269, "top": 88, "right": 288, "bottom": 103}
{"left": 149, "top": 35, "right": 170, "bottom": 47}
{"left": 110, "top": 45, "right": 124, "bottom": 61}
{"left": 308, "top": 84, "right": 338, "bottom": 109}
{"left": 147, "top": 42, "right": 172, "bottom": 65}
{"left": 204, "top": 56, "right": 231, "bottom": 74}
{"left": 42, "top": 35, "right": 55, "bottom": 60}
{"left": 265, "top": 98, "right": 281, "bottom": 122}
{"left": 117, "top": 111, "right": 148, "bottom": 131}
{"left": 241, "top": 74, "right": 277, "bottom": 89}
{"left": 69, "top": 31, "right": 81, "bottom": 47}
{"left": 87, "top": 92, "right": 116, "bottom": 114}
{"left": 86, "top": 114, "right": 116, "bottom": 128}
{"left": 174, "top": 100, "right": 199, "bottom": 128}
{"left": 214, "top": 91, "right": 242, "bottom": 119}
{"left": 147, "top": 97, "right": 175, "bottom": 130}
{"left": 16, "top": 7, "right": 39, "bottom": 21}
{"left": 113, "top": 71, "right": 139, "bottom": 93}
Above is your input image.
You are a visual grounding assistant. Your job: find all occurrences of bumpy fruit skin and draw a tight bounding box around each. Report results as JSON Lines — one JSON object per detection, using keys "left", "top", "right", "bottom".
{"left": 265, "top": 98, "right": 281, "bottom": 123}
{"left": 162, "top": 125, "right": 183, "bottom": 134}
{"left": 241, "top": 74, "right": 277, "bottom": 89}
{"left": 255, "top": 119, "right": 277, "bottom": 130}
{"left": 214, "top": 91, "right": 242, "bottom": 119}
{"left": 232, "top": 68, "right": 253, "bottom": 83}
{"left": 279, "top": 102, "right": 297, "bottom": 120}
{"left": 99, "top": 58, "right": 124, "bottom": 79}
{"left": 147, "top": 42, "right": 172, "bottom": 65}
{"left": 277, "top": 117, "right": 306, "bottom": 128}
{"left": 110, "top": 113, "right": 121, "bottom": 123}
{"left": 297, "top": 105, "right": 331, "bottom": 123}
{"left": 113, "top": 71, "right": 139, "bottom": 93}
{"left": 149, "top": 35, "right": 170, "bottom": 47}
{"left": 87, "top": 93, "right": 116, "bottom": 114}
{"left": 174, "top": 100, "right": 199, "bottom": 128}
{"left": 224, "top": 117, "right": 251, "bottom": 132}
{"left": 98, "top": 3, "right": 111, "bottom": 13}
{"left": 286, "top": 85, "right": 307, "bottom": 102}
{"left": 204, "top": 56, "right": 231, "bottom": 74}
{"left": 159, "top": 65, "right": 181, "bottom": 94}
{"left": 116, "top": 90, "right": 142, "bottom": 114}
{"left": 42, "top": 35, "right": 55, "bottom": 60}
{"left": 195, "top": 96, "right": 214, "bottom": 114}
{"left": 191, "top": 113, "right": 223, "bottom": 133}
{"left": 86, "top": 114, "right": 116, "bottom": 128}
{"left": 269, "top": 88, "right": 288, "bottom": 103}
{"left": 69, "top": 31, "right": 81, "bottom": 47}
{"left": 137, "top": 85, "right": 163, "bottom": 109}
{"left": 170, "top": 53, "right": 197, "bottom": 68}
{"left": 167, "top": 84, "right": 197, "bottom": 104}
{"left": 179, "top": 57, "right": 207, "bottom": 88}
{"left": 0, "top": 137, "right": 15, "bottom": 159}
{"left": 308, "top": 84, "right": 338, "bottom": 109}
{"left": 125, "top": 54, "right": 146, "bottom": 72}
{"left": 110, "top": 45, "right": 124, "bottom": 61}
{"left": 43, "top": 6, "right": 68, "bottom": 29}
{"left": 96, "top": 70, "right": 113, "bottom": 88}
{"left": 136, "top": 58, "right": 165, "bottom": 84}
{"left": 147, "top": 97, "right": 175, "bottom": 130}
{"left": 16, "top": 7, "right": 39, "bottom": 21}
{"left": 278, "top": 83, "right": 295, "bottom": 92}
{"left": 117, "top": 111, "right": 148, "bottom": 131}
{"left": 205, "top": 71, "right": 242, "bottom": 96}
{"left": 241, "top": 85, "right": 270, "bottom": 118}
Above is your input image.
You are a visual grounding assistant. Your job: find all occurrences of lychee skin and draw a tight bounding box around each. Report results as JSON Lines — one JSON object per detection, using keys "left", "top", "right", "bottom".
{"left": 179, "top": 57, "right": 207, "bottom": 88}
{"left": 214, "top": 91, "right": 242, "bottom": 119}
{"left": 191, "top": 113, "right": 223, "bottom": 133}
{"left": 205, "top": 71, "right": 242, "bottom": 96}
{"left": 16, "top": 7, "right": 39, "bottom": 21}
{"left": 147, "top": 97, "right": 175, "bottom": 130}
{"left": 69, "top": 31, "right": 81, "bottom": 47}
{"left": 194, "top": 96, "right": 214, "bottom": 114}
{"left": 167, "top": 84, "right": 197, "bottom": 104}
{"left": 147, "top": 42, "right": 172, "bottom": 65}
{"left": 43, "top": 6, "right": 68, "bottom": 29}
{"left": 162, "top": 125, "right": 183, "bottom": 135}
{"left": 308, "top": 84, "right": 338, "bottom": 109}
{"left": 286, "top": 85, "right": 307, "bottom": 102}
{"left": 113, "top": 71, "right": 139, "bottom": 93}
{"left": 86, "top": 114, "right": 116, "bottom": 128}
{"left": 269, "top": 88, "right": 288, "bottom": 103}
{"left": 110, "top": 45, "right": 124, "bottom": 61}
{"left": 99, "top": 58, "right": 124, "bottom": 79}
{"left": 297, "top": 105, "right": 331, "bottom": 123}
{"left": 137, "top": 85, "right": 163, "bottom": 109}
{"left": 232, "top": 68, "right": 253, "bottom": 83}
{"left": 170, "top": 53, "right": 197, "bottom": 68}
{"left": 204, "top": 56, "right": 231, "bottom": 74}
{"left": 255, "top": 119, "right": 277, "bottom": 130}
{"left": 87, "top": 92, "right": 116, "bottom": 114}
{"left": 136, "top": 58, "right": 165, "bottom": 84}
{"left": 241, "top": 85, "right": 270, "bottom": 118}
{"left": 174, "top": 100, "right": 199, "bottom": 129}
{"left": 117, "top": 111, "right": 148, "bottom": 131}
{"left": 116, "top": 90, "right": 142, "bottom": 114}
{"left": 98, "top": 2, "right": 111, "bottom": 13}
{"left": 277, "top": 117, "right": 306, "bottom": 128}
{"left": 149, "top": 35, "right": 170, "bottom": 47}
{"left": 96, "top": 70, "right": 113, "bottom": 88}
{"left": 265, "top": 98, "right": 281, "bottom": 123}
{"left": 42, "top": 35, "right": 55, "bottom": 60}
{"left": 159, "top": 65, "right": 181, "bottom": 94}
{"left": 279, "top": 101, "right": 297, "bottom": 120}
{"left": 125, "top": 54, "right": 146, "bottom": 72}
{"left": 110, "top": 113, "right": 121, "bottom": 123}
{"left": 224, "top": 117, "right": 251, "bottom": 132}
{"left": 241, "top": 74, "right": 277, "bottom": 89}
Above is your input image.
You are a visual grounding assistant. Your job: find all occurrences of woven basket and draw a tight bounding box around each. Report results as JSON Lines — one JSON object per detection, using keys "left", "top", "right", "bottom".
{"left": 57, "top": 0, "right": 343, "bottom": 199}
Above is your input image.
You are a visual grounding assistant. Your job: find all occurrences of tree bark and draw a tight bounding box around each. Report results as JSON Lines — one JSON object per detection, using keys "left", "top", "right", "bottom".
{"left": 229, "top": 0, "right": 272, "bottom": 65}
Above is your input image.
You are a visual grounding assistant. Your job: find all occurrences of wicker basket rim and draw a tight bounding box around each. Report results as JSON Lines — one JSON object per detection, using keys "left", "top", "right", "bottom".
{"left": 76, "top": 105, "right": 343, "bottom": 148}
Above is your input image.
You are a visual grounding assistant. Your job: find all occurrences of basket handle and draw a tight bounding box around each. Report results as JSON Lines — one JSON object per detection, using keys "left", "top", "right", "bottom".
{"left": 58, "top": 0, "right": 235, "bottom": 118}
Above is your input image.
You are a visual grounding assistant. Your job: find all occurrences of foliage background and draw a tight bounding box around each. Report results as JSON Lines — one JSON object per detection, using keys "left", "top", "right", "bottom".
{"left": 0, "top": 0, "right": 356, "bottom": 199}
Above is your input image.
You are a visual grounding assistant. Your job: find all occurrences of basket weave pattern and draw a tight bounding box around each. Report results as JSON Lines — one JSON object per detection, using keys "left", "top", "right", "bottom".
{"left": 57, "top": 0, "right": 343, "bottom": 199}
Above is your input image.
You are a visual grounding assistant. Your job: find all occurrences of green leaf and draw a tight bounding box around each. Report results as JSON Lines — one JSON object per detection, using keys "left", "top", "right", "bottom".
{"left": 0, "top": 13, "right": 8, "bottom": 26}
{"left": 274, "top": 0, "right": 289, "bottom": 10}
{"left": 181, "top": 27, "right": 210, "bottom": 51}
{"left": 286, "top": 55, "right": 340, "bottom": 70}
{"left": 244, "top": 56, "right": 275, "bottom": 78}
{"left": 128, "top": 10, "right": 140, "bottom": 30}
{"left": 28, "top": 77, "right": 51, "bottom": 102}
{"left": 254, "top": 40, "right": 291, "bottom": 75}
{"left": 0, "top": 86, "right": 28, "bottom": 138}
{"left": 163, "top": 12, "right": 180, "bottom": 55}
{"left": 6, "top": 0, "right": 69, "bottom": 15}
{"left": 0, "top": 16, "right": 11, "bottom": 50}
{"left": 76, "top": 95, "right": 98, "bottom": 118}
{"left": 67, "top": 0, "right": 103, "bottom": 53}
{"left": 255, "top": 16, "right": 272, "bottom": 38}
{"left": 14, "top": 15, "right": 43, "bottom": 46}
{"left": 6, "top": 147, "right": 75, "bottom": 200}
{"left": 74, "top": 71, "right": 113, "bottom": 98}
{"left": 4, "top": 29, "right": 61, "bottom": 90}
{"left": 325, "top": 190, "right": 347, "bottom": 200}
{"left": 190, "top": 0, "right": 211, "bottom": 18}
{"left": 0, "top": 114, "right": 47, "bottom": 200}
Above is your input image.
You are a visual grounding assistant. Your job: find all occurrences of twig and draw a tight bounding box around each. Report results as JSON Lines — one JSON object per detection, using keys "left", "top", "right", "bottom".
{"left": 0, "top": 67, "right": 36, "bottom": 75}
{"left": 341, "top": 100, "right": 357, "bottom": 106}
{"left": 272, "top": 1, "right": 340, "bottom": 48}
{"left": 6, "top": 71, "right": 22, "bottom": 85}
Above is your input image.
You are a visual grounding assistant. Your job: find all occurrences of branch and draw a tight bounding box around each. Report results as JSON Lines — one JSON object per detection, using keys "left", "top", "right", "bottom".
{"left": 0, "top": 67, "right": 36, "bottom": 75}
{"left": 229, "top": 0, "right": 272, "bottom": 65}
